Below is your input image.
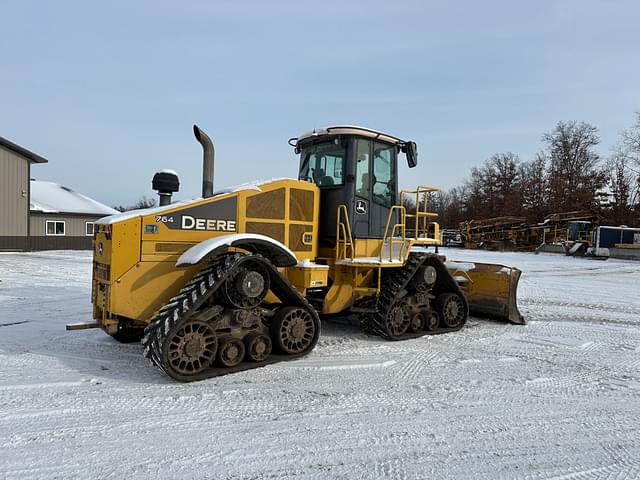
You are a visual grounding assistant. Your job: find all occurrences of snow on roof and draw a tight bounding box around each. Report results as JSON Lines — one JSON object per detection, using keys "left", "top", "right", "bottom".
{"left": 96, "top": 177, "right": 295, "bottom": 225}
{"left": 30, "top": 181, "right": 118, "bottom": 216}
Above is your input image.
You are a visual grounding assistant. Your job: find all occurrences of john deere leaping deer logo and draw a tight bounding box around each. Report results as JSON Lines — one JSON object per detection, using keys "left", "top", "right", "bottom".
{"left": 355, "top": 200, "right": 367, "bottom": 215}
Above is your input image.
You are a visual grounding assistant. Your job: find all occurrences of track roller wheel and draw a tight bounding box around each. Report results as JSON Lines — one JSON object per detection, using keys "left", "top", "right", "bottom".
{"left": 271, "top": 306, "right": 317, "bottom": 354}
{"left": 436, "top": 293, "right": 466, "bottom": 328}
{"left": 410, "top": 265, "right": 437, "bottom": 293}
{"left": 424, "top": 311, "right": 439, "bottom": 331}
{"left": 216, "top": 337, "right": 246, "bottom": 367}
{"left": 409, "top": 312, "right": 424, "bottom": 333}
{"left": 224, "top": 261, "right": 270, "bottom": 309}
{"left": 163, "top": 320, "right": 218, "bottom": 376}
{"left": 244, "top": 333, "right": 272, "bottom": 362}
{"left": 385, "top": 301, "right": 411, "bottom": 338}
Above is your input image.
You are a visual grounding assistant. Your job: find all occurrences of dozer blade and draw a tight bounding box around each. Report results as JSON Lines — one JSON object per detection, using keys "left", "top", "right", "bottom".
{"left": 445, "top": 261, "right": 525, "bottom": 325}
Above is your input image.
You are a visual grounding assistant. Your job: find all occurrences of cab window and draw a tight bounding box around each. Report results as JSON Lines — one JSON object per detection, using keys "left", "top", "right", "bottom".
{"left": 372, "top": 143, "right": 395, "bottom": 206}
{"left": 355, "top": 139, "right": 370, "bottom": 198}
{"left": 299, "top": 142, "right": 345, "bottom": 187}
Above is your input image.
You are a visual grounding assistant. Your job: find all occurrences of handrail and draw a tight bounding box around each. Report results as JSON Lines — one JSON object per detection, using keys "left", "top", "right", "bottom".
{"left": 336, "top": 187, "right": 440, "bottom": 264}
{"left": 381, "top": 205, "right": 407, "bottom": 262}
{"left": 400, "top": 186, "right": 440, "bottom": 240}
{"left": 335, "top": 204, "right": 354, "bottom": 261}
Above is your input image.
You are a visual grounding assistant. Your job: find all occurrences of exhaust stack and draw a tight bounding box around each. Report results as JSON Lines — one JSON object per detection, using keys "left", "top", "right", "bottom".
{"left": 193, "top": 124, "right": 214, "bottom": 198}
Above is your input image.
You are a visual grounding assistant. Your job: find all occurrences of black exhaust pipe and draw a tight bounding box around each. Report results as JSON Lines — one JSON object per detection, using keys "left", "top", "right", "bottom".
{"left": 193, "top": 124, "right": 214, "bottom": 198}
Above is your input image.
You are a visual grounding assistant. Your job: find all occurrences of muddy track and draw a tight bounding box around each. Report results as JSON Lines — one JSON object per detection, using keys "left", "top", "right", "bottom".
{"left": 142, "top": 253, "right": 320, "bottom": 382}
{"left": 364, "top": 252, "right": 468, "bottom": 340}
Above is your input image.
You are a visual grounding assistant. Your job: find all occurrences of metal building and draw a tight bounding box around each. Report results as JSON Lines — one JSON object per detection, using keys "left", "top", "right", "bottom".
{"left": 0, "top": 136, "right": 48, "bottom": 242}
{"left": 0, "top": 136, "right": 116, "bottom": 251}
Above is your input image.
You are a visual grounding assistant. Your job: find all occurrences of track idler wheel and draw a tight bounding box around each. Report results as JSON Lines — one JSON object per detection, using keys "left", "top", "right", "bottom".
{"left": 216, "top": 337, "right": 246, "bottom": 367}
{"left": 271, "top": 306, "right": 317, "bottom": 355}
{"left": 436, "top": 293, "right": 466, "bottom": 328}
{"left": 224, "top": 261, "right": 270, "bottom": 309}
{"left": 163, "top": 320, "right": 218, "bottom": 376}
{"left": 424, "top": 311, "right": 439, "bottom": 331}
{"left": 409, "top": 312, "right": 424, "bottom": 333}
{"left": 244, "top": 333, "right": 272, "bottom": 362}
{"left": 385, "top": 301, "right": 411, "bottom": 338}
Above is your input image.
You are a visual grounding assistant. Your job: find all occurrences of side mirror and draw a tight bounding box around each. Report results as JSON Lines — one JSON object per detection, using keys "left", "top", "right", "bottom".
{"left": 404, "top": 141, "right": 418, "bottom": 168}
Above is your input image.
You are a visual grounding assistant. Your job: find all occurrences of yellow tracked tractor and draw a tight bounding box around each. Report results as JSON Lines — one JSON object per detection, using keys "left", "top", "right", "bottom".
{"left": 67, "top": 125, "right": 524, "bottom": 381}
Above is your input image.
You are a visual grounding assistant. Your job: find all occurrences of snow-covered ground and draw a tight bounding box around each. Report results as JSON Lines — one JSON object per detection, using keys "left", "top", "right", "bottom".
{"left": 1, "top": 249, "right": 639, "bottom": 479}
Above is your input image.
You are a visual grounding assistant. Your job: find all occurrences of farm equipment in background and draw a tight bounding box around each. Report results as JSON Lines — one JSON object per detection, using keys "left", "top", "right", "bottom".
{"left": 460, "top": 211, "right": 600, "bottom": 255}
{"left": 441, "top": 229, "right": 464, "bottom": 248}
{"left": 563, "top": 219, "right": 595, "bottom": 256}
{"left": 67, "top": 125, "right": 524, "bottom": 382}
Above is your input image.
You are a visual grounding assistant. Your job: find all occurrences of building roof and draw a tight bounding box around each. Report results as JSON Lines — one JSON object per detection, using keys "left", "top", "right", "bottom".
{"left": 30, "top": 180, "right": 117, "bottom": 216}
{"left": 0, "top": 136, "right": 48, "bottom": 163}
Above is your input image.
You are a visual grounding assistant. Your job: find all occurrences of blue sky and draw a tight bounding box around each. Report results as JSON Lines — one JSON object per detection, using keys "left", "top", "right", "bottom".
{"left": 1, "top": 0, "right": 639, "bottom": 207}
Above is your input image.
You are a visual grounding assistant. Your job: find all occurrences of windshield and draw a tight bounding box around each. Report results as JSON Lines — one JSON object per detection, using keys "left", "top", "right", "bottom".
{"left": 298, "top": 142, "right": 346, "bottom": 187}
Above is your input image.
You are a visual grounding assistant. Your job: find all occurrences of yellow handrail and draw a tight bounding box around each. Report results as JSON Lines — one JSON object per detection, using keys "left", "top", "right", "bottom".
{"left": 335, "top": 204, "right": 354, "bottom": 261}
{"left": 381, "top": 205, "right": 407, "bottom": 262}
{"left": 400, "top": 186, "right": 439, "bottom": 240}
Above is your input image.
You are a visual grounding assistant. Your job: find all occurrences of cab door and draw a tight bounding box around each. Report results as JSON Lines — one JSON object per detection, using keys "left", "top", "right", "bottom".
{"left": 351, "top": 139, "right": 397, "bottom": 238}
{"left": 352, "top": 138, "right": 371, "bottom": 238}
{"left": 369, "top": 142, "right": 397, "bottom": 238}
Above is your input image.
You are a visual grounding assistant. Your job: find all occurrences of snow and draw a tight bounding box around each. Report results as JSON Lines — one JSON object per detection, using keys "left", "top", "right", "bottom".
{"left": 29, "top": 180, "right": 117, "bottom": 216}
{"left": 1, "top": 249, "right": 640, "bottom": 478}
{"left": 97, "top": 178, "right": 296, "bottom": 225}
{"left": 96, "top": 199, "right": 196, "bottom": 225}
{"left": 336, "top": 257, "right": 405, "bottom": 265}
{"left": 443, "top": 260, "right": 476, "bottom": 272}
{"left": 297, "top": 259, "right": 329, "bottom": 269}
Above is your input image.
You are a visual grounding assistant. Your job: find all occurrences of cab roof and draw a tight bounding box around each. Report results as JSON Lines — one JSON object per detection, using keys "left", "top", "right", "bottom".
{"left": 294, "top": 125, "right": 407, "bottom": 147}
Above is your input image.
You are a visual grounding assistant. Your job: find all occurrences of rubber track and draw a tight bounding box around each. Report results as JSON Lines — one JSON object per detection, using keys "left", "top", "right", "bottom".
{"left": 365, "top": 252, "right": 468, "bottom": 340}
{"left": 142, "top": 253, "right": 320, "bottom": 382}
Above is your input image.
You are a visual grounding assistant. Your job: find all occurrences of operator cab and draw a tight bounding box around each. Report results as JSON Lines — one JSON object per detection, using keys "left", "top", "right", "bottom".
{"left": 292, "top": 126, "right": 417, "bottom": 246}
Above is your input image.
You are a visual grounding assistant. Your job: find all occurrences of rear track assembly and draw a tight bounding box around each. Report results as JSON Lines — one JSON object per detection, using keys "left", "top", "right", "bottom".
{"left": 142, "top": 253, "right": 320, "bottom": 382}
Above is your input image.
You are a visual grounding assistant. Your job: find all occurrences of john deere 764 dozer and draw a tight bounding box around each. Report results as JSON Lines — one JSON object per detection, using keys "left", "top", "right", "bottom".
{"left": 67, "top": 125, "right": 524, "bottom": 381}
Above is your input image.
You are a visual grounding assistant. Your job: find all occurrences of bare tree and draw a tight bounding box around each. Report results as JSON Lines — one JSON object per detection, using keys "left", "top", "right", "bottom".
{"left": 457, "top": 153, "right": 522, "bottom": 220}
{"left": 132, "top": 196, "right": 157, "bottom": 209}
{"left": 620, "top": 112, "right": 640, "bottom": 213}
{"left": 542, "top": 121, "right": 606, "bottom": 212}
{"left": 463, "top": 167, "right": 486, "bottom": 219}
{"left": 113, "top": 196, "right": 157, "bottom": 212}
{"left": 444, "top": 186, "right": 468, "bottom": 227}
{"left": 621, "top": 112, "right": 640, "bottom": 170}
{"left": 519, "top": 152, "right": 549, "bottom": 221}
{"left": 488, "top": 152, "right": 522, "bottom": 216}
{"left": 606, "top": 147, "right": 634, "bottom": 224}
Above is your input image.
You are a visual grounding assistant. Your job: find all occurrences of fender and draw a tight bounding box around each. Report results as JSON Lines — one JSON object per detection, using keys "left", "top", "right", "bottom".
{"left": 176, "top": 233, "right": 298, "bottom": 268}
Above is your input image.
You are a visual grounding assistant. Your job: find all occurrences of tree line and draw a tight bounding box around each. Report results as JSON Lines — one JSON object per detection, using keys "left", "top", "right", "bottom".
{"left": 428, "top": 113, "right": 640, "bottom": 228}
{"left": 113, "top": 196, "right": 157, "bottom": 212}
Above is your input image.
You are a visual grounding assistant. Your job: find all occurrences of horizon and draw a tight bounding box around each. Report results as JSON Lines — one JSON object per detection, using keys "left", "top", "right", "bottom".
{"left": 1, "top": 0, "right": 639, "bottom": 207}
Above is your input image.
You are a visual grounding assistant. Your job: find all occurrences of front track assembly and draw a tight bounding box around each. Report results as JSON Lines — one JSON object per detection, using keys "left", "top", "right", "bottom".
{"left": 142, "top": 253, "right": 320, "bottom": 382}
{"left": 362, "top": 253, "right": 469, "bottom": 340}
